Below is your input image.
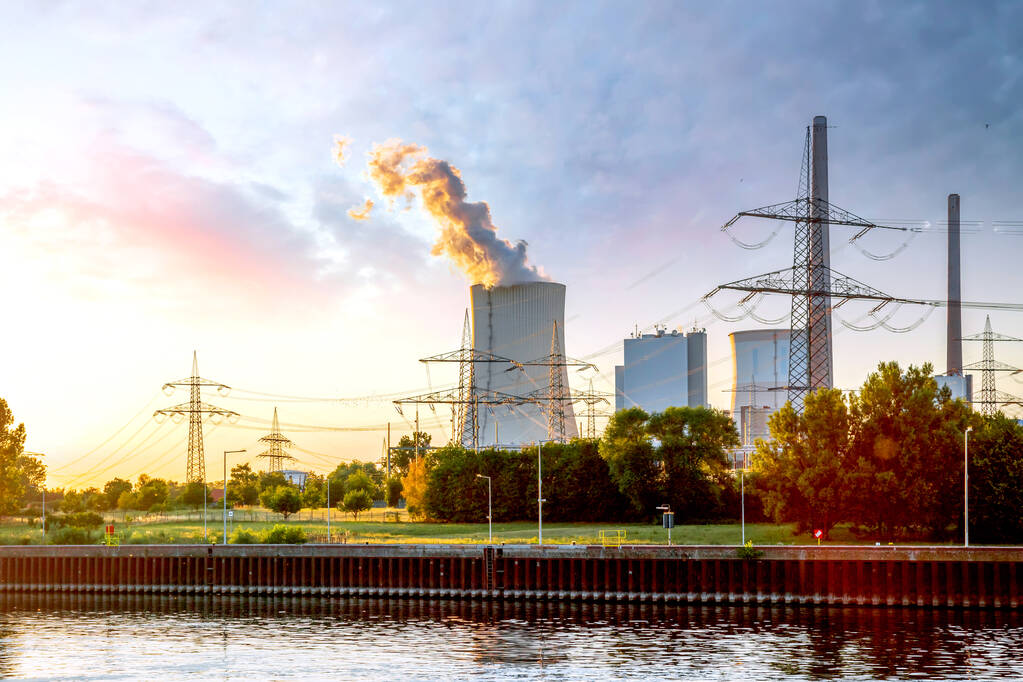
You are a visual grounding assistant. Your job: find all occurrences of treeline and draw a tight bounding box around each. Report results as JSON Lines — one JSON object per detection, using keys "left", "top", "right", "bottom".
{"left": 751, "top": 361, "right": 1023, "bottom": 544}
{"left": 401, "top": 405, "right": 745, "bottom": 523}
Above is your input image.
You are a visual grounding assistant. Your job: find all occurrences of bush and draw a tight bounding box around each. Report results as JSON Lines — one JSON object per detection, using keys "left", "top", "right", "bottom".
{"left": 263, "top": 524, "right": 307, "bottom": 544}
{"left": 48, "top": 527, "right": 98, "bottom": 545}
{"left": 46, "top": 511, "right": 104, "bottom": 530}
{"left": 230, "top": 528, "right": 261, "bottom": 544}
{"left": 385, "top": 477, "right": 403, "bottom": 508}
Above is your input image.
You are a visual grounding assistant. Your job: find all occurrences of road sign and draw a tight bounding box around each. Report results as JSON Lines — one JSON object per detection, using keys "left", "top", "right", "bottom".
{"left": 228, "top": 511, "right": 234, "bottom": 518}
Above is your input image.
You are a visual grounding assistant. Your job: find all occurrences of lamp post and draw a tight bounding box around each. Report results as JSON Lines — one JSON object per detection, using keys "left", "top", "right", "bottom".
{"left": 964, "top": 426, "right": 972, "bottom": 547}
{"left": 327, "top": 476, "right": 331, "bottom": 543}
{"left": 223, "top": 449, "right": 247, "bottom": 544}
{"left": 476, "top": 474, "right": 492, "bottom": 543}
{"left": 537, "top": 440, "right": 555, "bottom": 546}
{"left": 656, "top": 505, "right": 673, "bottom": 545}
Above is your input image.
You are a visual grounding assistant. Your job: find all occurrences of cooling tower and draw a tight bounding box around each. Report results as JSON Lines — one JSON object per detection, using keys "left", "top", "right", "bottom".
{"left": 471, "top": 282, "right": 578, "bottom": 446}
{"left": 730, "top": 329, "right": 791, "bottom": 444}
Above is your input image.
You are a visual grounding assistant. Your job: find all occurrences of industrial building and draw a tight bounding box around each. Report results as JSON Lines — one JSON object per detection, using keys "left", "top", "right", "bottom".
{"left": 613, "top": 327, "right": 708, "bottom": 413}
{"left": 729, "top": 329, "right": 791, "bottom": 457}
{"left": 471, "top": 282, "right": 578, "bottom": 446}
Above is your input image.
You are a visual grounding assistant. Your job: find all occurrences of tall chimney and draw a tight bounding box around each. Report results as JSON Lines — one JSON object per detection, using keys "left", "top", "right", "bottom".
{"left": 947, "top": 193, "right": 962, "bottom": 375}
{"left": 808, "top": 115, "right": 833, "bottom": 390}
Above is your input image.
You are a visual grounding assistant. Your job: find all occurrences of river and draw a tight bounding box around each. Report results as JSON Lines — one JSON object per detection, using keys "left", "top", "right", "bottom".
{"left": 1, "top": 594, "right": 1021, "bottom": 679}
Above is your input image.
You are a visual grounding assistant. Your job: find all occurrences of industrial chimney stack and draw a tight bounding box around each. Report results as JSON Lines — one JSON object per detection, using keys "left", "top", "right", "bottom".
{"left": 947, "top": 193, "right": 962, "bottom": 375}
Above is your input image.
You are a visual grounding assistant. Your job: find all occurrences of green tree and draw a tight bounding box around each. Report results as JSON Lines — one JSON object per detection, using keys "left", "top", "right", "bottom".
{"left": 135, "top": 477, "right": 170, "bottom": 510}
{"left": 598, "top": 407, "right": 659, "bottom": 517}
{"left": 227, "top": 463, "right": 260, "bottom": 506}
{"left": 302, "top": 473, "right": 326, "bottom": 508}
{"left": 648, "top": 406, "right": 739, "bottom": 520}
{"left": 179, "top": 481, "right": 211, "bottom": 510}
{"left": 258, "top": 470, "right": 288, "bottom": 493}
{"left": 752, "top": 388, "right": 853, "bottom": 535}
{"left": 260, "top": 485, "right": 302, "bottom": 519}
{"left": 965, "top": 414, "right": 1023, "bottom": 544}
{"left": 341, "top": 489, "right": 373, "bottom": 519}
{"left": 0, "top": 398, "right": 28, "bottom": 515}
{"left": 385, "top": 477, "right": 403, "bottom": 508}
{"left": 345, "top": 470, "right": 375, "bottom": 496}
{"left": 17, "top": 452, "right": 45, "bottom": 499}
{"left": 103, "top": 478, "right": 133, "bottom": 510}
{"left": 845, "top": 362, "right": 973, "bottom": 541}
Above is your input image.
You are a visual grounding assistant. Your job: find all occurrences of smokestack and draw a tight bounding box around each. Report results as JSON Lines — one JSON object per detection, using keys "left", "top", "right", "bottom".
{"left": 808, "top": 115, "right": 833, "bottom": 390}
{"left": 947, "top": 193, "right": 962, "bottom": 375}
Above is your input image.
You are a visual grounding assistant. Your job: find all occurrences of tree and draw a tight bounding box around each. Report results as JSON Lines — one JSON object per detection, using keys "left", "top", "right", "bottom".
{"left": 302, "top": 473, "right": 326, "bottom": 508}
{"left": 103, "top": 478, "right": 133, "bottom": 510}
{"left": 845, "top": 362, "right": 973, "bottom": 541}
{"left": 0, "top": 398, "right": 28, "bottom": 515}
{"left": 402, "top": 459, "right": 430, "bottom": 520}
{"left": 228, "top": 463, "right": 260, "bottom": 506}
{"left": 752, "top": 388, "right": 853, "bottom": 535}
{"left": 260, "top": 485, "right": 302, "bottom": 519}
{"left": 599, "top": 408, "right": 659, "bottom": 517}
{"left": 342, "top": 489, "right": 373, "bottom": 519}
{"left": 17, "top": 452, "right": 45, "bottom": 498}
{"left": 647, "top": 406, "right": 739, "bottom": 520}
{"left": 385, "top": 477, "right": 403, "bottom": 508}
{"left": 258, "top": 470, "right": 288, "bottom": 493}
{"left": 965, "top": 414, "right": 1023, "bottom": 544}
{"left": 135, "top": 477, "right": 170, "bottom": 510}
{"left": 345, "top": 470, "right": 375, "bottom": 496}
{"left": 179, "top": 482, "right": 212, "bottom": 510}
{"left": 392, "top": 431, "right": 432, "bottom": 478}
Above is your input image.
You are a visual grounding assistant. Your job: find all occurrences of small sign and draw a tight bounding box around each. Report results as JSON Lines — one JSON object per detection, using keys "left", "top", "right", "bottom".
{"left": 813, "top": 529, "right": 823, "bottom": 538}
{"left": 105, "top": 524, "right": 114, "bottom": 535}
{"left": 228, "top": 511, "right": 234, "bottom": 518}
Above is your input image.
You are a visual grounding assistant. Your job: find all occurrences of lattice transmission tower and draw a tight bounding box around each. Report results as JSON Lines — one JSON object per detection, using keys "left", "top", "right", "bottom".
{"left": 705, "top": 116, "right": 929, "bottom": 412}
{"left": 257, "top": 407, "right": 296, "bottom": 472}
{"left": 519, "top": 321, "right": 597, "bottom": 442}
{"left": 155, "top": 351, "right": 239, "bottom": 484}
{"left": 962, "top": 316, "right": 1023, "bottom": 416}
{"left": 574, "top": 379, "right": 611, "bottom": 439}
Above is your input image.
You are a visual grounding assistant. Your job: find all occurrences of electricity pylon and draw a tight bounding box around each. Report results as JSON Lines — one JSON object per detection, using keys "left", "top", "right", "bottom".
{"left": 962, "top": 316, "right": 1023, "bottom": 416}
{"left": 155, "top": 351, "right": 238, "bottom": 484}
{"left": 257, "top": 407, "right": 296, "bottom": 472}
{"left": 706, "top": 117, "right": 922, "bottom": 412}
{"left": 573, "top": 379, "right": 611, "bottom": 439}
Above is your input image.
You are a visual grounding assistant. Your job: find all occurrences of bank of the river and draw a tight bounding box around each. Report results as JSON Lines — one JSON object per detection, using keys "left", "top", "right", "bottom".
{"left": 3, "top": 543, "right": 1021, "bottom": 609}
{"left": 0, "top": 519, "right": 964, "bottom": 546}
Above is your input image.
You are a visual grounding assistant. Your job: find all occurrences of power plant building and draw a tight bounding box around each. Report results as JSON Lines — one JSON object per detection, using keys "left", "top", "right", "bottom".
{"left": 614, "top": 328, "right": 708, "bottom": 413}
{"left": 471, "top": 282, "right": 578, "bottom": 446}
{"left": 730, "top": 329, "right": 791, "bottom": 449}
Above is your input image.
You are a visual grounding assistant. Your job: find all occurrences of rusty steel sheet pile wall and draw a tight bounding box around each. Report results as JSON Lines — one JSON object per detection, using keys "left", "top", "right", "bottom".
{"left": 1, "top": 545, "right": 1021, "bottom": 609}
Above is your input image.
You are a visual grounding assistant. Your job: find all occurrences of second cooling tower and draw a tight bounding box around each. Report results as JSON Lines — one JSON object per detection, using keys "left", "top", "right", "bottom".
{"left": 730, "top": 329, "right": 790, "bottom": 446}
{"left": 471, "top": 282, "right": 578, "bottom": 445}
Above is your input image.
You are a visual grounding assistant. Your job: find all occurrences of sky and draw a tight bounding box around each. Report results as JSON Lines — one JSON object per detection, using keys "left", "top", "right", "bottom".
{"left": 1, "top": 0, "right": 1021, "bottom": 488}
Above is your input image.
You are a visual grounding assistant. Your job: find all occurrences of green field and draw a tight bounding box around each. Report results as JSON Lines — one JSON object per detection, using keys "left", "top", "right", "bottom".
{"left": 0, "top": 517, "right": 888, "bottom": 546}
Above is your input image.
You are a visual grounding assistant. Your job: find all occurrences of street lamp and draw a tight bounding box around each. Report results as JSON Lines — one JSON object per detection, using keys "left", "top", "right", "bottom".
{"left": 964, "top": 426, "right": 972, "bottom": 547}
{"left": 537, "top": 440, "right": 556, "bottom": 546}
{"left": 476, "top": 474, "right": 493, "bottom": 543}
{"left": 223, "top": 449, "right": 247, "bottom": 544}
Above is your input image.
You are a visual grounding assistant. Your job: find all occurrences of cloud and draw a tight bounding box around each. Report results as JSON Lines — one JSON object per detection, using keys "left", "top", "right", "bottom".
{"left": 333, "top": 135, "right": 353, "bottom": 167}
{"left": 347, "top": 198, "right": 374, "bottom": 221}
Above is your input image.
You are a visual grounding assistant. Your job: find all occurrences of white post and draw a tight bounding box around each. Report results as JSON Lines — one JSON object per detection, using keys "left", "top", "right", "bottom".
{"left": 741, "top": 469, "right": 746, "bottom": 545}
{"left": 965, "top": 426, "right": 972, "bottom": 547}
{"left": 223, "top": 449, "right": 246, "bottom": 545}
{"left": 41, "top": 487, "right": 46, "bottom": 542}
{"left": 203, "top": 480, "right": 208, "bottom": 541}
{"left": 487, "top": 476, "right": 493, "bottom": 544}
{"left": 327, "top": 476, "right": 331, "bottom": 543}
{"left": 538, "top": 441, "right": 543, "bottom": 546}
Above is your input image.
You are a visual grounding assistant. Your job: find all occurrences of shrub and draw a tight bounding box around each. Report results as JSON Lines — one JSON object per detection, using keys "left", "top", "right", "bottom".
{"left": 263, "top": 524, "right": 307, "bottom": 544}
{"left": 385, "top": 477, "right": 403, "bottom": 508}
{"left": 45, "top": 511, "right": 104, "bottom": 530}
{"left": 230, "top": 528, "right": 261, "bottom": 544}
{"left": 48, "top": 527, "right": 98, "bottom": 545}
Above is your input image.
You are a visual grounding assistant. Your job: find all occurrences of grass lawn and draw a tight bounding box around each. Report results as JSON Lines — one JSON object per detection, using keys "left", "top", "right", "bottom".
{"left": 0, "top": 517, "right": 888, "bottom": 546}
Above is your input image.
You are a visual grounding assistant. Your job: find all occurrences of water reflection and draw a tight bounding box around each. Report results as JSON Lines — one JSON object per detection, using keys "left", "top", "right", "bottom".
{"left": 1, "top": 593, "right": 1021, "bottom": 679}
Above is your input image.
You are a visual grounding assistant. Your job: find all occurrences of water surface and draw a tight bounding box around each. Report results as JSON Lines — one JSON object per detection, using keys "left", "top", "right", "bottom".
{"left": 1, "top": 594, "right": 1021, "bottom": 680}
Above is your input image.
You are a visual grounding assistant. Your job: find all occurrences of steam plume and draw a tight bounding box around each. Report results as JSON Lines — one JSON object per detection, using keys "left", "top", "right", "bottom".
{"left": 333, "top": 135, "right": 353, "bottom": 166}
{"left": 347, "top": 198, "right": 374, "bottom": 221}
{"left": 365, "top": 138, "right": 545, "bottom": 288}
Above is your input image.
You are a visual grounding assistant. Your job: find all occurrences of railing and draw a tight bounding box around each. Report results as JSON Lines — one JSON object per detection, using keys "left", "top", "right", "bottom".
{"left": 598, "top": 530, "right": 626, "bottom": 547}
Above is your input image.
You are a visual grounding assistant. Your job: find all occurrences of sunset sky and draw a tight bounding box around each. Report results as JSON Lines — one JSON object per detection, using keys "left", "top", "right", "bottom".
{"left": 2, "top": 1, "right": 1021, "bottom": 488}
